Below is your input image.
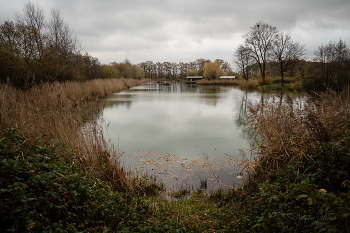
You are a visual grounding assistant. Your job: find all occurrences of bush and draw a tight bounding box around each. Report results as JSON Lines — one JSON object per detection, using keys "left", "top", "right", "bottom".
{"left": 290, "top": 81, "right": 303, "bottom": 90}
{"left": 258, "top": 77, "right": 274, "bottom": 85}
{"left": 230, "top": 138, "right": 350, "bottom": 232}
{"left": 0, "top": 128, "right": 152, "bottom": 232}
{"left": 223, "top": 92, "right": 350, "bottom": 232}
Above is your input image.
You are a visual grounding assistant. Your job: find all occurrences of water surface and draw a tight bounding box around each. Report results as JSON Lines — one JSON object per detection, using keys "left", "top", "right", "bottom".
{"left": 100, "top": 81, "right": 260, "bottom": 192}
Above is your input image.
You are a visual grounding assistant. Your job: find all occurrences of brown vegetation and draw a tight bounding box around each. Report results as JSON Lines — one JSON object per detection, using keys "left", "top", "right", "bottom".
{"left": 244, "top": 90, "right": 350, "bottom": 177}
{"left": 0, "top": 78, "right": 157, "bottom": 193}
{"left": 0, "top": 3, "right": 146, "bottom": 89}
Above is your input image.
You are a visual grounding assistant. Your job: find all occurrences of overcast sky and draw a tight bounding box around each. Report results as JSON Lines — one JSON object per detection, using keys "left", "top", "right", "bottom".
{"left": 1, "top": 0, "right": 350, "bottom": 68}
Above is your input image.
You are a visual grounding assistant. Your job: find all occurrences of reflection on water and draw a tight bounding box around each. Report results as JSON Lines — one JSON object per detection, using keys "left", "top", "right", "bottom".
{"left": 100, "top": 81, "right": 261, "bottom": 193}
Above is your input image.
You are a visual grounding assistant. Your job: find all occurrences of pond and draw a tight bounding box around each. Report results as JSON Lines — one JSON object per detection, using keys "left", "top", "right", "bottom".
{"left": 99, "top": 81, "right": 261, "bottom": 194}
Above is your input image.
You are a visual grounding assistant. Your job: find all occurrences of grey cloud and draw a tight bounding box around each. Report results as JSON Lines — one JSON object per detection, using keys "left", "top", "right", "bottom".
{"left": 1, "top": 0, "right": 349, "bottom": 65}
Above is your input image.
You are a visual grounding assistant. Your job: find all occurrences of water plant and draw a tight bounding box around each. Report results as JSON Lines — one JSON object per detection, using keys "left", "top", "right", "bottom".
{"left": 200, "top": 178, "right": 208, "bottom": 190}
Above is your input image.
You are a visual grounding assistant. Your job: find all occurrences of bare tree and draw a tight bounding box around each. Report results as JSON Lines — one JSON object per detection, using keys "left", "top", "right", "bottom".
{"left": 220, "top": 61, "right": 232, "bottom": 73}
{"left": 48, "top": 8, "right": 80, "bottom": 56}
{"left": 171, "top": 62, "right": 178, "bottom": 79}
{"left": 163, "top": 62, "right": 172, "bottom": 79}
{"left": 215, "top": 59, "right": 224, "bottom": 66}
{"left": 16, "top": 2, "right": 46, "bottom": 60}
{"left": 243, "top": 21, "right": 278, "bottom": 84}
{"left": 334, "top": 39, "right": 350, "bottom": 89}
{"left": 155, "top": 62, "right": 164, "bottom": 79}
{"left": 145, "top": 60, "right": 155, "bottom": 78}
{"left": 196, "top": 58, "right": 209, "bottom": 75}
{"left": 234, "top": 44, "right": 254, "bottom": 80}
{"left": 0, "top": 2, "right": 103, "bottom": 87}
{"left": 314, "top": 39, "right": 350, "bottom": 91}
{"left": 178, "top": 62, "right": 189, "bottom": 78}
{"left": 188, "top": 61, "right": 197, "bottom": 71}
{"left": 271, "top": 32, "right": 305, "bottom": 86}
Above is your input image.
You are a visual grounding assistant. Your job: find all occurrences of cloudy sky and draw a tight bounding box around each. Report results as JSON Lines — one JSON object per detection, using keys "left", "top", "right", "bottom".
{"left": 1, "top": 0, "right": 350, "bottom": 68}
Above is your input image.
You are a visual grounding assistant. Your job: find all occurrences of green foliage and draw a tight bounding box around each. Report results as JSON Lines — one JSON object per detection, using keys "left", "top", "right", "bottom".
{"left": 290, "top": 81, "right": 303, "bottom": 90}
{"left": 203, "top": 61, "right": 225, "bottom": 79}
{"left": 171, "top": 188, "right": 190, "bottom": 199}
{"left": 258, "top": 77, "right": 275, "bottom": 85}
{"left": 0, "top": 128, "right": 164, "bottom": 232}
{"left": 101, "top": 64, "right": 121, "bottom": 79}
{"left": 102, "top": 61, "right": 145, "bottom": 80}
{"left": 224, "top": 137, "right": 350, "bottom": 232}
{"left": 186, "top": 69, "right": 198, "bottom": 76}
{"left": 3, "top": 120, "right": 346, "bottom": 232}
{"left": 133, "top": 65, "right": 146, "bottom": 79}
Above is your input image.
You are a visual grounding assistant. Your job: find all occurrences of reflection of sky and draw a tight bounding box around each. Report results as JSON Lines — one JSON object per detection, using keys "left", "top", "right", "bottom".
{"left": 100, "top": 82, "right": 260, "bottom": 191}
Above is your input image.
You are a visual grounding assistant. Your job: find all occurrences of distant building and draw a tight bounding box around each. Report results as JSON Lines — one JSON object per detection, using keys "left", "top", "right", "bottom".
{"left": 220, "top": 76, "right": 236, "bottom": 79}
{"left": 186, "top": 76, "right": 203, "bottom": 83}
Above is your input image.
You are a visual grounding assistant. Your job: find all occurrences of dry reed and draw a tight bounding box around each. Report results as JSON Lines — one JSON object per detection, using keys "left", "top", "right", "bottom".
{"left": 245, "top": 91, "right": 350, "bottom": 173}
{"left": 0, "top": 78, "right": 152, "bottom": 193}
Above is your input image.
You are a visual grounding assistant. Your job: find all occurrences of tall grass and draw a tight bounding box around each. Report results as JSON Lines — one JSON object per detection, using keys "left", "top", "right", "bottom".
{"left": 245, "top": 90, "right": 350, "bottom": 176}
{"left": 219, "top": 90, "right": 350, "bottom": 232}
{"left": 0, "top": 78, "right": 155, "bottom": 193}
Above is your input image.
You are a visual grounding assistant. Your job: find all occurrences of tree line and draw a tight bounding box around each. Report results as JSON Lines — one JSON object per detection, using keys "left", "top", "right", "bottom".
{"left": 137, "top": 58, "right": 234, "bottom": 79}
{"left": 2, "top": 3, "right": 349, "bottom": 91}
{"left": 234, "top": 21, "right": 350, "bottom": 91}
{"left": 0, "top": 2, "right": 234, "bottom": 90}
{"left": 0, "top": 2, "right": 98, "bottom": 88}
{"left": 0, "top": 2, "right": 146, "bottom": 89}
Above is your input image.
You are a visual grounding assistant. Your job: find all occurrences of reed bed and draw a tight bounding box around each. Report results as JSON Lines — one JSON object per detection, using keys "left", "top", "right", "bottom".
{"left": 245, "top": 90, "right": 350, "bottom": 174}
{"left": 197, "top": 78, "right": 258, "bottom": 89}
{"left": 0, "top": 78, "right": 154, "bottom": 193}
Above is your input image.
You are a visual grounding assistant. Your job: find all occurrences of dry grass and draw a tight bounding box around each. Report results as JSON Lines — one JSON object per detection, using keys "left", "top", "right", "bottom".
{"left": 0, "top": 78, "right": 157, "bottom": 193}
{"left": 197, "top": 79, "right": 258, "bottom": 89}
{"left": 245, "top": 90, "right": 350, "bottom": 174}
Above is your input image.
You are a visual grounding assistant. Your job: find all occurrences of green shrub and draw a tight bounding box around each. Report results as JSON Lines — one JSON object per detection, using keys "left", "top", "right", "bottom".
{"left": 227, "top": 137, "right": 350, "bottom": 232}
{"left": 290, "top": 81, "right": 303, "bottom": 90}
{"left": 0, "top": 128, "right": 157, "bottom": 232}
{"left": 258, "top": 77, "right": 275, "bottom": 85}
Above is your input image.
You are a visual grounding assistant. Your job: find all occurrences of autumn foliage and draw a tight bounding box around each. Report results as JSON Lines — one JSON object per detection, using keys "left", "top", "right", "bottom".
{"left": 0, "top": 3, "right": 146, "bottom": 89}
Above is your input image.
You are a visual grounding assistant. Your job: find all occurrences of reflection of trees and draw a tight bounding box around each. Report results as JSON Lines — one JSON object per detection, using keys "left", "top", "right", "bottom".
{"left": 199, "top": 86, "right": 222, "bottom": 107}
{"left": 80, "top": 101, "right": 104, "bottom": 123}
{"left": 100, "top": 95, "right": 133, "bottom": 110}
{"left": 203, "top": 97, "right": 219, "bottom": 106}
{"left": 148, "top": 81, "right": 184, "bottom": 93}
{"left": 235, "top": 92, "right": 256, "bottom": 146}
{"left": 105, "top": 100, "right": 132, "bottom": 109}
{"left": 236, "top": 91, "right": 305, "bottom": 146}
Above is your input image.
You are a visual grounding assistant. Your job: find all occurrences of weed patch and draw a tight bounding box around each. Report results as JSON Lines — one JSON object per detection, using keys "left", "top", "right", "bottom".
{"left": 0, "top": 128, "right": 183, "bottom": 232}
{"left": 219, "top": 137, "right": 350, "bottom": 232}
{"left": 212, "top": 91, "right": 350, "bottom": 232}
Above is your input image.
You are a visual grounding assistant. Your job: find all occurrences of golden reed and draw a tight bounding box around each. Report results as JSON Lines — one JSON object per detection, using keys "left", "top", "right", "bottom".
{"left": 0, "top": 78, "right": 153, "bottom": 193}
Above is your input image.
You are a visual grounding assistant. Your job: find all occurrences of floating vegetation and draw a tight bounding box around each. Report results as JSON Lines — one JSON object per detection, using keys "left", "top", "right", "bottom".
{"left": 127, "top": 149, "right": 251, "bottom": 198}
